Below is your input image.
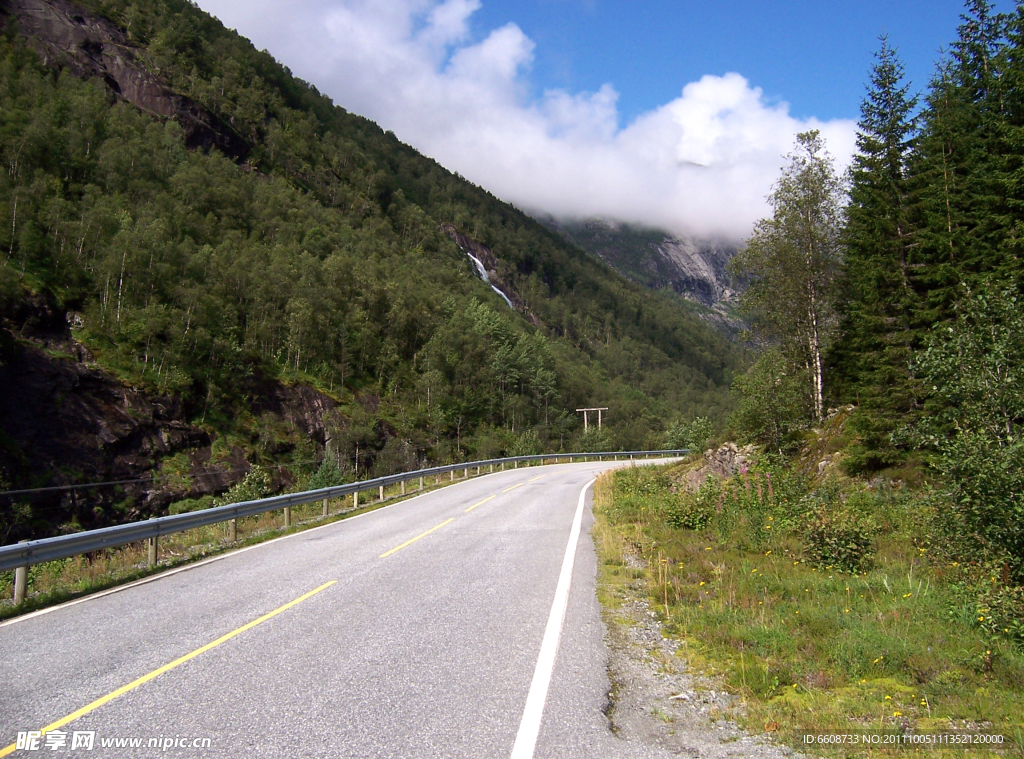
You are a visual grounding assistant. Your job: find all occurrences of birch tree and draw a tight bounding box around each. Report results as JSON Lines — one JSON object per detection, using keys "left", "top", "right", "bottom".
{"left": 734, "top": 131, "right": 845, "bottom": 425}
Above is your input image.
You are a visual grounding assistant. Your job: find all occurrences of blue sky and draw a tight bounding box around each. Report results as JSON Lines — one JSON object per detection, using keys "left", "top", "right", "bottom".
{"left": 469, "top": 0, "right": 971, "bottom": 123}
{"left": 198, "top": 0, "right": 987, "bottom": 240}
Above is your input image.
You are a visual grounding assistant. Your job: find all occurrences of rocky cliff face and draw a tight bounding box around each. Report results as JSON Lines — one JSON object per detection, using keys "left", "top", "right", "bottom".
{"left": 0, "top": 0, "right": 249, "bottom": 159}
{"left": 0, "top": 297, "right": 343, "bottom": 542}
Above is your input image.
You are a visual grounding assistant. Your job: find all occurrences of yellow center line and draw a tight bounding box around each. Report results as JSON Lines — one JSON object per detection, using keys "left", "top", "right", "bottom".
{"left": 528, "top": 475, "right": 547, "bottom": 482}
{"left": 465, "top": 495, "right": 496, "bottom": 513}
{"left": 502, "top": 483, "right": 524, "bottom": 493}
{"left": 379, "top": 518, "right": 454, "bottom": 558}
{"left": 0, "top": 581, "right": 337, "bottom": 758}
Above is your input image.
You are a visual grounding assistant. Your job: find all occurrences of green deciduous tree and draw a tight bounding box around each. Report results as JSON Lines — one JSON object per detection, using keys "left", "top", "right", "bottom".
{"left": 732, "top": 131, "right": 845, "bottom": 425}
{"left": 914, "top": 285, "right": 1024, "bottom": 582}
{"left": 729, "top": 349, "right": 806, "bottom": 453}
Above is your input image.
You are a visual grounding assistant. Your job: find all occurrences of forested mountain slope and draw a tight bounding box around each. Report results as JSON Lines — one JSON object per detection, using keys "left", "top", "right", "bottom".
{"left": 0, "top": 0, "right": 738, "bottom": 540}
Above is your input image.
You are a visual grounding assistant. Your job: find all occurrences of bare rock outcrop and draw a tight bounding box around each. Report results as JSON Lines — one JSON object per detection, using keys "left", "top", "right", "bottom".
{"left": 678, "top": 442, "right": 756, "bottom": 492}
{"left": 1, "top": 0, "right": 250, "bottom": 159}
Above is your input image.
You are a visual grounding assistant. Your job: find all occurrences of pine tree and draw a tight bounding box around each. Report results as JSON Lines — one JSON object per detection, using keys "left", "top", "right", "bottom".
{"left": 831, "top": 36, "right": 921, "bottom": 470}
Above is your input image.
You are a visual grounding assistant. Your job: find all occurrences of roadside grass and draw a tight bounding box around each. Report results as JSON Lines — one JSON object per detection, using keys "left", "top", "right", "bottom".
{"left": 593, "top": 462, "right": 1024, "bottom": 758}
{"left": 0, "top": 471, "right": 480, "bottom": 621}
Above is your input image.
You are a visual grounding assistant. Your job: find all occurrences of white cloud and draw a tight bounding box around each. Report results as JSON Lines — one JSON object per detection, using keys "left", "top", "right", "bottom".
{"left": 197, "top": 0, "right": 856, "bottom": 241}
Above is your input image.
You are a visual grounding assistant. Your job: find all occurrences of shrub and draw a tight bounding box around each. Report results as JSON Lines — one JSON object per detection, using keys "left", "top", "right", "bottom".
{"left": 977, "top": 582, "right": 1024, "bottom": 647}
{"left": 664, "top": 416, "right": 714, "bottom": 452}
{"left": 214, "top": 466, "right": 272, "bottom": 506}
{"left": 803, "top": 506, "right": 875, "bottom": 573}
{"left": 305, "top": 456, "right": 352, "bottom": 490}
{"left": 168, "top": 495, "right": 214, "bottom": 514}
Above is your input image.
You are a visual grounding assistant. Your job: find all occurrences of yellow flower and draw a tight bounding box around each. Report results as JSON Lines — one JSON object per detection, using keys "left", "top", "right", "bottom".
{"left": 699, "top": 581, "right": 706, "bottom": 586}
{"left": 885, "top": 695, "right": 891, "bottom": 700}
{"left": 765, "top": 550, "right": 772, "bottom": 555}
{"left": 844, "top": 608, "right": 850, "bottom": 613}
{"left": 893, "top": 711, "right": 901, "bottom": 717}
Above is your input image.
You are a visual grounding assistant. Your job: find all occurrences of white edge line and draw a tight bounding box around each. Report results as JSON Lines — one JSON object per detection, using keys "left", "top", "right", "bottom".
{"left": 509, "top": 477, "right": 595, "bottom": 759}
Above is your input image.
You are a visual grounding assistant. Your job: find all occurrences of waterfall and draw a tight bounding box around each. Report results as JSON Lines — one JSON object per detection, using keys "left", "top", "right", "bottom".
{"left": 463, "top": 250, "right": 514, "bottom": 310}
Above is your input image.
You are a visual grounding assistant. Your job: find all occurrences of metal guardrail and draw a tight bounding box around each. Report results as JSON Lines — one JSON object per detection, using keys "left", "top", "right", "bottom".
{"left": 0, "top": 449, "right": 689, "bottom": 575}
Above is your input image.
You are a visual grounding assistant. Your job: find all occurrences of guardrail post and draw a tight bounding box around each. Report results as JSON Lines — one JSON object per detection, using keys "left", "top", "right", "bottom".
{"left": 323, "top": 498, "right": 329, "bottom": 517}
{"left": 489, "top": 464, "right": 493, "bottom": 473}
{"left": 354, "top": 490, "right": 359, "bottom": 509}
{"left": 147, "top": 518, "right": 157, "bottom": 567}
{"left": 464, "top": 467, "right": 468, "bottom": 478}
{"left": 401, "top": 480, "right": 406, "bottom": 495}
{"left": 13, "top": 540, "right": 27, "bottom": 604}
{"left": 419, "top": 476, "right": 424, "bottom": 490}
{"left": 227, "top": 518, "right": 237, "bottom": 542}
{"left": 379, "top": 485, "right": 384, "bottom": 502}
{"left": 283, "top": 506, "right": 291, "bottom": 528}
{"left": 450, "top": 470, "right": 454, "bottom": 481}
{"left": 514, "top": 461, "right": 518, "bottom": 469}
{"left": 501, "top": 462, "right": 505, "bottom": 471}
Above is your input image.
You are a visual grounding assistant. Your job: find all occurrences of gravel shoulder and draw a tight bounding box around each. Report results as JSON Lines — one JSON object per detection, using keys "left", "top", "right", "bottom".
{"left": 599, "top": 556, "right": 803, "bottom": 759}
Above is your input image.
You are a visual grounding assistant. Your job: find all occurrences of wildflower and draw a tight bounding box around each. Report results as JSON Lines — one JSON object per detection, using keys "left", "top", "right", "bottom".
{"left": 903, "top": 593, "right": 912, "bottom": 598}
{"left": 765, "top": 524, "right": 772, "bottom": 530}
{"left": 893, "top": 711, "right": 901, "bottom": 717}
{"left": 885, "top": 695, "right": 891, "bottom": 700}
{"left": 844, "top": 608, "right": 850, "bottom": 613}
{"left": 921, "top": 700, "right": 927, "bottom": 706}
{"left": 699, "top": 581, "right": 705, "bottom": 586}
{"left": 705, "top": 547, "right": 712, "bottom": 551}
{"left": 978, "top": 616, "right": 985, "bottom": 622}
{"left": 765, "top": 550, "right": 772, "bottom": 555}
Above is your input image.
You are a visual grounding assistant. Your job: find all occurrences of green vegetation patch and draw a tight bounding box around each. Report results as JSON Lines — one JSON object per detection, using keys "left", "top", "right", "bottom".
{"left": 594, "top": 460, "right": 1024, "bottom": 758}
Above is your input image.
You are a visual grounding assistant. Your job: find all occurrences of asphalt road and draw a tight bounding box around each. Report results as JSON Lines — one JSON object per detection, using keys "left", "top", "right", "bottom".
{"left": 0, "top": 461, "right": 678, "bottom": 758}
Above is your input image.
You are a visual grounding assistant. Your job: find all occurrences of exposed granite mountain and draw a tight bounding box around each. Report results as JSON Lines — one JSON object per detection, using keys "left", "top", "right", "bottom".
{"left": 544, "top": 218, "right": 743, "bottom": 333}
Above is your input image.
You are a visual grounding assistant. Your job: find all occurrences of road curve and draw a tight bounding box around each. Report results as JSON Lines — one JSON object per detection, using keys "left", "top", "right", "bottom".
{"left": 0, "top": 461, "right": 678, "bottom": 758}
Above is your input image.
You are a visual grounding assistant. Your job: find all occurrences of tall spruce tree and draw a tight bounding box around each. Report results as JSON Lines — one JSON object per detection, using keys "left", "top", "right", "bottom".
{"left": 911, "top": 0, "right": 1009, "bottom": 326}
{"left": 997, "top": 1, "right": 1024, "bottom": 275}
{"left": 832, "top": 36, "right": 921, "bottom": 471}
